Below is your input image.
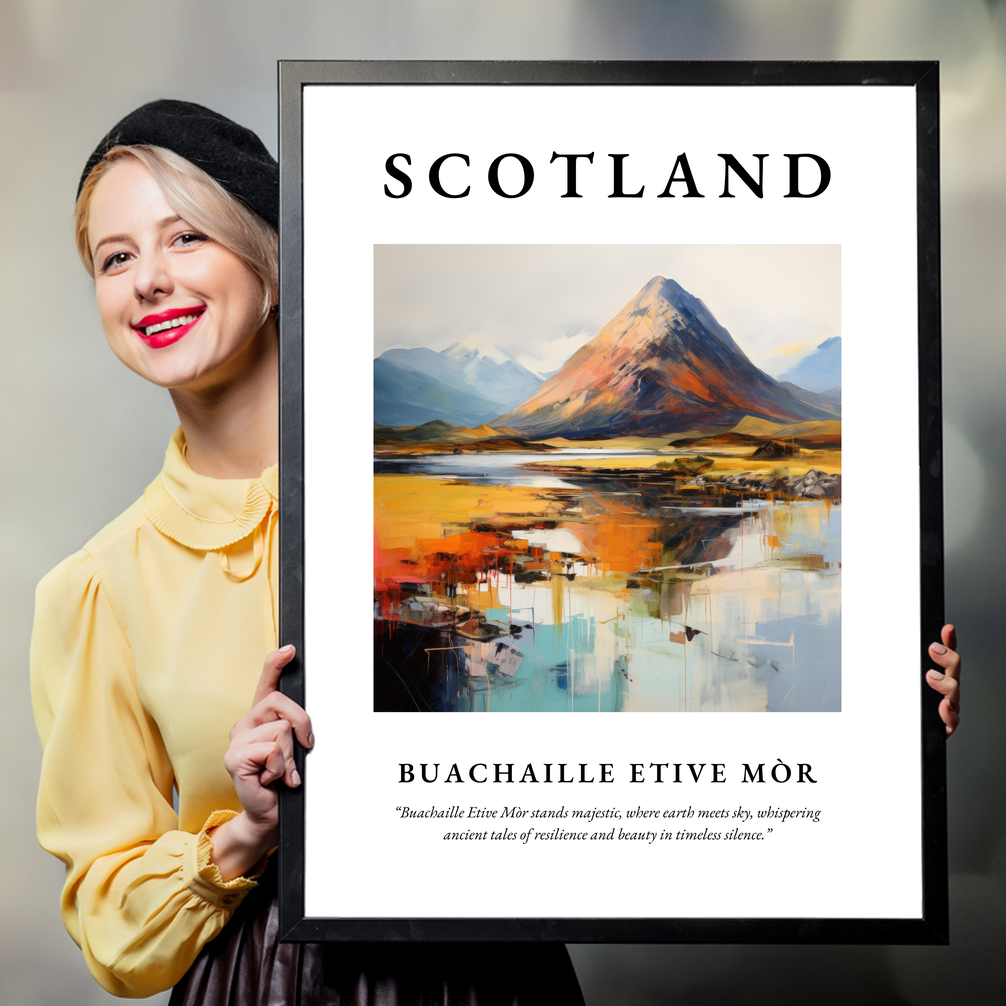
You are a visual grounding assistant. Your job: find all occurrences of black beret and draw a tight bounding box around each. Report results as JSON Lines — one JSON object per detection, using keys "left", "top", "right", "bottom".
{"left": 77, "top": 99, "right": 278, "bottom": 228}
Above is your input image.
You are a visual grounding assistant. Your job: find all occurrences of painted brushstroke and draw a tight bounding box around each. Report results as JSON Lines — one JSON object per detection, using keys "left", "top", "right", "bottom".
{"left": 497, "top": 277, "right": 833, "bottom": 437}
{"left": 374, "top": 267, "right": 841, "bottom": 713}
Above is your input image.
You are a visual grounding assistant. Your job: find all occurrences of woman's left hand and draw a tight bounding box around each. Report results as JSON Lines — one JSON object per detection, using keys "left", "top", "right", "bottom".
{"left": 926, "top": 624, "right": 961, "bottom": 737}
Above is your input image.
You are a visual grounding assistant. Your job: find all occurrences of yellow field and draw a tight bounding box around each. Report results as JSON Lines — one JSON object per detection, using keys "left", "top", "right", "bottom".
{"left": 524, "top": 448, "right": 842, "bottom": 477}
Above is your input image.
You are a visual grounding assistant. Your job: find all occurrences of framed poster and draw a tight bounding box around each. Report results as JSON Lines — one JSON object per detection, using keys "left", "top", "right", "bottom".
{"left": 277, "top": 61, "right": 946, "bottom": 943}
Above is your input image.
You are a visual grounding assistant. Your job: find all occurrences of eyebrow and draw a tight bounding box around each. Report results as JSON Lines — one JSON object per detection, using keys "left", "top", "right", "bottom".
{"left": 91, "top": 215, "right": 185, "bottom": 258}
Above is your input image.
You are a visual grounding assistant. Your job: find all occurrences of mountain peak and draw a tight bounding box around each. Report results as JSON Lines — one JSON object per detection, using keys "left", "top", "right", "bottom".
{"left": 442, "top": 334, "right": 513, "bottom": 367}
{"left": 616, "top": 276, "right": 740, "bottom": 355}
{"left": 627, "top": 276, "right": 677, "bottom": 312}
{"left": 500, "top": 275, "right": 834, "bottom": 436}
{"left": 643, "top": 275, "right": 677, "bottom": 296}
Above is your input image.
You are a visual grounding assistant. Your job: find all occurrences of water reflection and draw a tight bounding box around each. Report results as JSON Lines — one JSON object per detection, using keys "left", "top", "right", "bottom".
{"left": 374, "top": 453, "right": 840, "bottom": 712}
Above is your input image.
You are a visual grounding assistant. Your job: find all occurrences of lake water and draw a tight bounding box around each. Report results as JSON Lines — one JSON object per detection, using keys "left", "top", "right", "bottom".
{"left": 374, "top": 451, "right": 841, "bottom": 713}
{"left": 375, "top": 448, "right": 658, "bottom": 486}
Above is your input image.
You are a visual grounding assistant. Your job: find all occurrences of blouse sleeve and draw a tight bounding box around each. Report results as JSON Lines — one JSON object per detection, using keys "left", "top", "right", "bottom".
{"left": 31, "top": 549, "right": 262, "bottom": 998}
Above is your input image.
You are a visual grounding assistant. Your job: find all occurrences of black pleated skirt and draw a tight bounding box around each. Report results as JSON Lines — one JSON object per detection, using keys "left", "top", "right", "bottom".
{"left": 169, "top": 869, "right": 585, "bottom": 1006}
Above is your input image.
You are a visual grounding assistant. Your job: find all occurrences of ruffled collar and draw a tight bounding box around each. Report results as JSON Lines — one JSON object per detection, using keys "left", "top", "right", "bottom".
{"left": 143, "top": 428, "right": 278, "bottom": 551}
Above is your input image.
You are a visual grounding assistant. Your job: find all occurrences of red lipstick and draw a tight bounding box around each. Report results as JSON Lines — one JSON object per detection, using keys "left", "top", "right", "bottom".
{"left": 132, "top": 306, "right": 205, "bottom": 349}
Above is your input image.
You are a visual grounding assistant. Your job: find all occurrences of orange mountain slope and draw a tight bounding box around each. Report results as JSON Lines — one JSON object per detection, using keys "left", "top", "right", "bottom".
{"left": 501, "top": 276, "right": 835, "bottom": 437}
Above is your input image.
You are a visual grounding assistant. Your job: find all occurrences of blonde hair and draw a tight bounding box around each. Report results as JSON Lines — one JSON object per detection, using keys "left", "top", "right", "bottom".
{"left": 75, "top": 145, "right": 278, "bottom": 323}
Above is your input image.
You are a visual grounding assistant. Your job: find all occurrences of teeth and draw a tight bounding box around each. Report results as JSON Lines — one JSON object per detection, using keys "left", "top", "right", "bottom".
{"left": 142, "top": 313, "right": 199, "bottom": 337}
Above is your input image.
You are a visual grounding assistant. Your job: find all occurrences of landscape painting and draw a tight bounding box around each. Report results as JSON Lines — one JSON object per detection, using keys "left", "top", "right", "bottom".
{"left": 373, "top": 245, "right": 841, "bottom": 713}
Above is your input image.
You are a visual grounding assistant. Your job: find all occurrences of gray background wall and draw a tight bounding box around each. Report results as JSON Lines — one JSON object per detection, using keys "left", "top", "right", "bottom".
{"left": 1, "top": 2, "right": 1003, "bottom": 1003}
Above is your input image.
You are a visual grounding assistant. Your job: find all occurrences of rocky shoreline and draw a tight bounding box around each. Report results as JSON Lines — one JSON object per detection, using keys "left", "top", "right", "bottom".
{"left": 709, "top": 467, "right": 841, "bottom": 500}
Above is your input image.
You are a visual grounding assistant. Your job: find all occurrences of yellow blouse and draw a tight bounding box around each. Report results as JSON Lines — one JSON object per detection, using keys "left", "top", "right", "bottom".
{"left": 31, "top": 428, "right": 279, "bottom": 998}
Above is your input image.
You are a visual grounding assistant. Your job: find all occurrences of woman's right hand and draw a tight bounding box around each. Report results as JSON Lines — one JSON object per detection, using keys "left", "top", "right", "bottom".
{"left": 209, "top": 645, "right": 314, "bottom": 881}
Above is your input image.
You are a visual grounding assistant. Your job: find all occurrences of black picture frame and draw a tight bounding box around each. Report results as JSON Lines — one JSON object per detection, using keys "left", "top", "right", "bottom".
{"left": 277, "top": 60, "right": 945, "bottom": 944}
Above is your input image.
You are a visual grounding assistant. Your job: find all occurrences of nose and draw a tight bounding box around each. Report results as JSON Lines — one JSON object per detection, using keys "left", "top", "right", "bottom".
{"left": 133, "top": 247, "right": 173, "bottom": 303}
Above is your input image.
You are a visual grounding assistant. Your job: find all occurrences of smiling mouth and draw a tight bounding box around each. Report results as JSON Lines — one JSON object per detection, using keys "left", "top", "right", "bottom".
{"left": 142, "top": 313, "right": 199, "bottom": 337}
{"left": 135, "top": 307, "right": 206, "bottom": 338}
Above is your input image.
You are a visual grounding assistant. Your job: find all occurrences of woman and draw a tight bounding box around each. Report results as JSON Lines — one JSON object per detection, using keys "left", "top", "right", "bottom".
{"left": 33, "top": 99, "right": 963, "bottom": 1003}
{"left": 31, "top": 100, "right": 586, "bottom": 1003}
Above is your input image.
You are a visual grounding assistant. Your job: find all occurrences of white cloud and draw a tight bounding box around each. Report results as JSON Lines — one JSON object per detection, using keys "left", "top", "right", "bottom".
{"left": 374, "top": 245, "right": 841, "bottom": 372}
{"left": 514, "top": 329, "right": 597, "bottom": 376}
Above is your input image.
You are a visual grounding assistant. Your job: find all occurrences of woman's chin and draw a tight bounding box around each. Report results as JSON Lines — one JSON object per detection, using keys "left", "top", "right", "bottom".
{"left": 111, "top": 323, "right": 273, "bottom": 395}
{"left": 122, "top": 354, "right": 218, "bottom": 393}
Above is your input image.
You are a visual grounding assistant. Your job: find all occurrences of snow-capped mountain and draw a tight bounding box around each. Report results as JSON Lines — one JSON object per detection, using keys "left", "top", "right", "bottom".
{"left": 440, "top": 335, "right": 544, "bottom": 406}
{"left": 375, "top": 335, "right": 543, "bottom": 427}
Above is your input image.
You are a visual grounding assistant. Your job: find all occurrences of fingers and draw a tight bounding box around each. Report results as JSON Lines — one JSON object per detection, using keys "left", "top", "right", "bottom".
{"left": 926, "top": 665, "right": 961, "bottom": 738}
{"left": 926, "top": 687, "right": 960, "bottom": 736}
{"left": 233, "top": 689, "right": 314, "bottom": 751}
{"left": 929, "top": 628, "right": 961, "bottom": 683}
{"left": 226, "top": 720, "right": 301, "bottom": 788}
{"left": 926, "top": 625, "right": 961, "bottom": 737}
{"left": 244, "top": 644, "right": 314, "bottom": 750}
{"left": 249, "top": 720, "right": 298, "bottom": 788}
{"left": 926, "top": 667, "right": 959, "bottom": 706}
{"left": 252, "top": 644, "right": 297, "bottom": 706}
{"left": 939, "top": 698, "right": 960, "bottom": 737}
{"left": 941, "top": 623, "right": 957, "bottom": 653}
{"left": 224, "top": 738, "right": 278, "bottom": 784}
{"left": 928, "top": 643, "right": 961, "bottom": 678}
{"left": 225, "top": 739, "right": 288, "bottom": 788}
{"left": 221, "top": 646, "right": 311, "bottom": 834}
{"left": 225, "top": 645, "right": 313, "bottom": 808}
